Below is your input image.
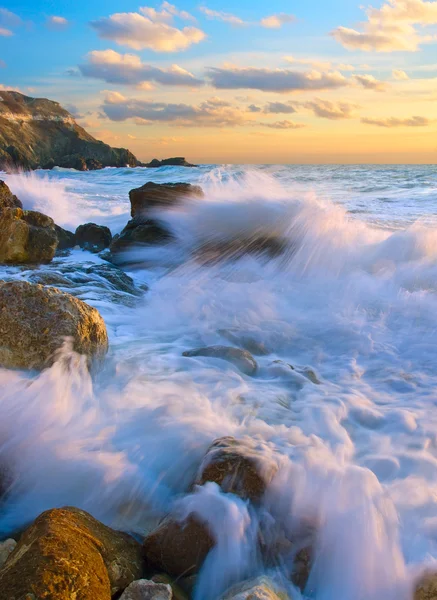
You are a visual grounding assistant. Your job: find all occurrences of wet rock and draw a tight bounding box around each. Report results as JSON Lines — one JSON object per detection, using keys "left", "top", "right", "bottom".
{"left": 0, "top": 507, "right": 145, "bottom": 598}
{"left": 110, "top": 218, "right": 174, "bottom": 255}
{"left": 0, "top": 539, "right": 16, "bottom": 569}
{"left": 292, "top": 547, "right": 312, "bottom": 591}
{"left": 143, "top": 514, "right": 214, "bottom": 577}
{"left": 86, "top": 158, "right": 103, "bottom": 170}
{"left": 0, "top": 208, "right": 58, "bottom": 264}
{"left": 0, "top": 180, "right": 22, "bottom": 211}
{"left": 222, "top": 576, "right": 292, "bottom": 600}
{"left": 182, "top": 345, "right": 258, "bottom": 376}
{"left": 145, "top": 157, "right": 197, "bottom": 168}
{"left": 218, "top": 328, "right": 270, "bottom": 356}
{"left": 151, "top": 574, "right": 190, "bottom": 600}
{"left": 75, "top": 222, "right": 112, "bottom": 253}
{"left": 129, "top": 182, "right": 203, "bottom": 219}
{"left": 195, "top": 437, "right": 278, "bottom": 502}
{"left": 28, "top": 271, "right": 73, "bottom": 287}
{"left": 0, "top": 280, "right": 108, "bottom": 369}
{"left": 415, "top": 571, "right": 437, "bottom": 600}
{"left": 59, "top": 153, "right": 88, "bottom": 171}
{"left": 54, "top": 223, "right": 76, "bottom": 249}
{"left": 84, "top": 263, "right": 141, "bottom": 296}
{"left": 120, "top": 579, "right": 172, "bottom": 600}
{"left": 194, "top": 236, "right": 288, "bottom": 265}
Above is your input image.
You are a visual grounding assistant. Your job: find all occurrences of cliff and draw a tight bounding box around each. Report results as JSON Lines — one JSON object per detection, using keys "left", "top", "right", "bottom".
{"left": 0, "top": 91, "right": 140, "bottom": 171}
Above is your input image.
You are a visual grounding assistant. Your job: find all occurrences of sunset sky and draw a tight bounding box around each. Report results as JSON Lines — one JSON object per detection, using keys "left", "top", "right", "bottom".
{"left": 1, "top": 0, "right": 437, "bottom": 163}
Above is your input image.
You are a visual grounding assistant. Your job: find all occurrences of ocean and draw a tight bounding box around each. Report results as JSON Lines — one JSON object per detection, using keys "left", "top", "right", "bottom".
{"left": 1, "top": 164, "right": 437, "bottom": 600}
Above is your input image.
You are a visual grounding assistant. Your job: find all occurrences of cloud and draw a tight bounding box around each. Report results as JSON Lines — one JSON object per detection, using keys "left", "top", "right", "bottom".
{"left": 260, "top": 13, "right": 296, "bottom": 28}
{"left": 0, "top": 27, "right": 12, "bottom": 37}
{"left": 332, "top": 0, "right": 437, "bottom": 52}
{"left": 47, "top": 16, "right": 69, "bottom": 29}
{"left": 141, "top": 2, "right": 196, "bottom": 22}
{"left": 393, "top": 69, "right": 409, "bottom": 79}
{"left": 262, "top": 120, "right": 305, "bottom": 129}
{"left": 247, "top": 104, "right": 262, "bottom": 112}
{"left": 0, "top": 60, "right": 6, "bottom": 68}
{"left": 284, "top": 56, "right": 355, "bottom": 71}
{"left": 207, "top": 66, "right": 349, "bottom": 92}
{"left": 199, "top": 7, "right": 245, "bottom": 25}
{"left": 301, "top": 99, "right": 359, "bottom": 119}
{"left": 64, "top": 103, "right": 83, "bottom": 118}
{"left": 0, "top": 8, "right": 22, "bottom": 28}
{"left": 79, "top": 49, "right": 203, "bottom": 87}
{"left": 90, "top": 6, "right": 205, "bottom": 51}
{"left": 361, "top": 115, "right": 432, "bottom": 127}
{"left": 102, "top": 93, "right": 249, "bottom": 127}
{"left": 353, "top": 74, "right": 388, "bottom": 91}
{"left": 264, "top": 101, "right": 296, "bottom": 114}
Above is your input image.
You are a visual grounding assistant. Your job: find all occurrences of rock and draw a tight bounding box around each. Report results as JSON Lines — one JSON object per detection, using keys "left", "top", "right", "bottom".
{"left": 143, "top": 514, "right": 214, "bottom": 578}
{"left": 0, "top": 539, "right": 16, "bottom": 569}
{"left": 86, "top": 158, "right": 103, "bottom": 170}
{"left": 84, "top": 264, "right": 141, "bottom": 295}
{"left": 59, "top": 153, "right": 88, "bottom": 171}
{"left": 129, "top": 182, "right": 203, "bottom": 219}
{"left": 218, "top": 329, "right": 270, "bottom": 356}
{"left": 110, "top": 218, "right": 174, "bottom": 255}
{"left": 0, "top": 507, "right": 145, "bottom": 598}
{"left": 75, "top": 222, "right": 112, "bottom": 253}
{"left": 0, "top": 280, "right": 108, "bottom": 369}
{"left": 28, "top": 271, "right": 73, "bottom": 287}
{"left": 415, "top": 571, "right": 437, "bottom": 600}
{"left": 54, "top": 223, "right": 76, "bottom": 249}
{"left": 0, "top": 180, "right": 22, "bottom": 211}
{"left": 195, "top": 437, "right": 278, "bottom": 502}
{"left": 145, "top": 157, "right": 197, "bottom": 168}
{"left": 222, "top": 576, "right": 292, "bottom": 600}
{"left": 120, "top": 579, "right": 172, "bottom": 600}
{"left": 292, "top": 547, "right": 312, "bottom": 591}
{"left": 151, "top": 574, "right": 189, "bottom": 600}
{"left": 0, "top": 208, "right": 58, "bottom": 264}
{"left": 182, "top": 346, "right": 258, "bottom": 376}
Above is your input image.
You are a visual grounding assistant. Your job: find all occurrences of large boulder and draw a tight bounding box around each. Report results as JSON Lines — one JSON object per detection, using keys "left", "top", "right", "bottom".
{"left": 0, "top": 507, "right": 146, "bottom": 599}
{"left": 120, "top": 579, "right": 172, "bottom": 600}
{"left": 110, "top": 218, "right": 174, "bottom": 256}
{"left": 0, "top": 280, "right": 108, "bottom": 369}
{"left": 54, "top": 224, "right": 76, "bottom": 250}
{"left": 0, "top": 208, "right": 58, "bottom": 264}
{"left": 222, "top": 576, "right": 292, "bottom": 600}
{"left": 182, "top": 346, "right": 258, "bottom": 376}
{"left": 0, "top": 180, "right": 22, "bottom": 211}
{"left": 75, "top": 223, "right": 112, "bottom": 253}
{"left": 129, "top": 182, "right": 203, "bottom": 219}
{"left": 195, "top": 437, "right": 278, "bottom": 502}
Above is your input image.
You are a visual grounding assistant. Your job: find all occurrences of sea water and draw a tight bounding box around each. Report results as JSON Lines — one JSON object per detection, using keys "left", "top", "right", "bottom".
{"left": 1, "top": 164, "right": 437, "bottom": 600}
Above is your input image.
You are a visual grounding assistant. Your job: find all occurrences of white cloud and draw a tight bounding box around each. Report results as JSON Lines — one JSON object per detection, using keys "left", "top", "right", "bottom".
{"left": 199, "top": 7, "right": 245, "bottom": 25}
{"left": 79, "top": 49, "right": 203, "bottom": 87}
{"left": 262, "top": 120, "right": 305, "bottom": 129}
{"left": 393, "top": 69, "right": 409, "bottom": 79}
{"left": 47, "top": 16, "right": 69, "bottom": 29}
{"left": 353, "top": 74, "right": 388, "bottom": 91}
{"left": 301, "top": 99, "right": 359, "bottom": 119}
{"left": 0, "top": 27, "right": 12, "bottom": 37}
{"left": 260, "top": 13, "right": 296, "bottom": 28}
{"left": 263, "top": 101, "right": 296, "bottom": 114}
{"left": 0, "top": 8, "right": 22, "bottom": 28}
{"left": 90, "top": 6, "right": 206, "bottom": 52}
{"left": 284, "top": 56, "right": 355, "bottom": 71}
{"left": 361, "top": 115, "right": 432, "bottom": 127}
{"left": 141, "top": 2, "right": 196, "bottom": 22}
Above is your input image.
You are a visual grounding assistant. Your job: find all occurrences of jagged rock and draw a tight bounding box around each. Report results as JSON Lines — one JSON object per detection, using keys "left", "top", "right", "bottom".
{"left": 0, "top": 507, "right": 146, "bottom": 598}
{"left": 54, "top": 223, "right": 76, "bottom": 249}
{"left": 0, "top": 539, "right": 16, "bottom": 569}
{"left": 129, "top": 182, "right": 203, "bottom": 219}
{"left": 84, "top": 263, "right": 141, "bottom": 295}
{"left": 110, "top": 218, "right": 174, "bottom": 255}
{"left": 86, "top": 158, "right": 103, "bottom": 170}
{"left": 415, "top": 571, "right": 437, "bottom": 600}
{"left": 120, "top": 579, "right": 172, "bottom": 600}
{"left": 0, "top": 280, "right": 108, "bottom": 369}
{"left": 75, "top": 222, "right": 112, "bottom": 253}
{"left": 182, "top": 346, "right": 258, "bottom": 376}
{"left": 145, "top": 157, "right": 197, "bottom": 168}
{"left": 222, "top": 576, "right": 292, "bottom": 600}
{"left": 195, "top": 437, "right": 278, "bottom": 502}
{"left": 143, "top": 515, "right": 214, "bottom": 578}
{"left": 0, "top": 180, "right": 22, "bottom": 211}
{"left": 0, "top": 208, "right": 58, "bottom": 264}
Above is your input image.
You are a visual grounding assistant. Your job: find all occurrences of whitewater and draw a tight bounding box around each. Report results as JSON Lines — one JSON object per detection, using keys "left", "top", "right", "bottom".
{"left": 1, "top": 163, "right": 437, "bottom": 600}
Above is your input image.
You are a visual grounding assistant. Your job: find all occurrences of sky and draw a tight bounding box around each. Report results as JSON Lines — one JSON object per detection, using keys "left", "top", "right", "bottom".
{"left": 1, "top": 0, "right": 437, "bottom": 164}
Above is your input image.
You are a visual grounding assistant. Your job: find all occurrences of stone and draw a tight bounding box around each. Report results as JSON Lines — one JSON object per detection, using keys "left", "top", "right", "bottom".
{"left": 54, "top": 224, "right": 76, "bottom": 250}
{"left": 291, "top": 547, "right": 312, "bottom": 591}
{"left": 0, "top": 280, "right": 108, "bottom": 370}
{"left": 182, "top": 346, "right": 258, "bottom": 376}
{"left": 75, "top": 222, "right": 112, "bottom": 253}
{"left": 0, "top": 208, "right": 58, "bottom": 264}
{"left": 0, "top": 507, "right": 145, "bottom": 598}
{"left": 415, "top": 571, "right": 437, "bottom": 600}
{"left": 86, "top": 158, "right": 103, "bottom": 170}
{"left": 218, "top": 329, "right": 271, "bottom": 356}
{"left": 0, "top": 539, "right": 16, "bottom": 569}
{"left": 143, "top": 514, "right": 214, "bottom": 578}
{"left": 151, "top": 574, "right": 190, "bottom": 600}
{"left": 28, "top": 271, "right": 73, "bottom": 287}
{"left": 145, "top": 157, "right": 197, "bottom": 168}
{"left": 0, "top": 180, "right": 22, "bottom": 211}
{"left": 84, "top": 263, "right": 141, "bottom": 295}
{"left": 129, "top": 182, "right": 203, "bottom": 219}
{"left": 222, "top": 576, "right": 292, "bottom": 600}
{"left": 109, "top": 218, "right": 174, "bottom": 255}
{"left": 195, "top": 437, "right": 278, "bottom": 502}
{"left": 120, "top": 579, "right": 172, "bottom": 600}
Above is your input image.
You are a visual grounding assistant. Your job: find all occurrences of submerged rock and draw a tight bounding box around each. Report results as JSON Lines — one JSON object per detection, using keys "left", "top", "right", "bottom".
{"left": 183, "top": 345, "right": 258, "bottom": 376}
{"left": 129, "top": 181, "right": 203, "bottom": 219}
{"left": 54, "top": 223, "right": 76, "bottom": 250}
{"left": 0, "top": 208, "right": 58, "bottom": 264}
{"left": 75, "top": 222, "right": 112, "bottom": 253}
{"left": 0, "top": 539, "right": 16, "bottom": 569}
{"left": 0, "top": 280, "right": 108, "bottom": 370}
{"left": 145, "top": 157, "right": 197, "bottom": 168}
{"left": 143, "top": 514, "right": 214, "bottom": 578}
{"left": 110, "top": 218, "right": 174, "bottom": 255}
{"left": 0, "top": 507, "right": 145, "bottom": 598}
{"left": 120, "top": 579, "right": 172, "bottom": 600}
{"left": 84, "top": 263, "right": 141, "bottom": 296}
{"left": 28, "top": 271, "right": 73, "bottom": 287}
{"left": 218, "top": 328, "right": 271, "bottom": 356}
{"left": 195, "top": 436, "right": 278, "bottom": 502}
{"left": 0, "top": 180, "right": 22, "bottom": 211}
{"left": 222, "top": 576, "right": 292, "bottom": 600}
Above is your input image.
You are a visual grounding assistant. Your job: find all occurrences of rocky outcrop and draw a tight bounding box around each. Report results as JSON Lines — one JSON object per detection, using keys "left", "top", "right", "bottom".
{"left": 0, "top": 507, "right": 145, "bottom": 599}
{"left": 110, "top": 218, "right": 174, "bottom": 257}
{"left": 183, "top": 346, "right": 258, "bottom": 376}
{"left": 145, "top": 157, "right": 197, "bottom": 168}
{"left": 222, "top": 576, "right": 292, "bottom": 600}
{"left": 195, "top": 437, "right": 278, "bottom": 502}
{"left": 0, "top": 208, "right": 58, "bottom": 264}
{"left": 0, "top": 281, "right": 108, "bottom": 369}
{"left": 120, "top": 579, "right": 172, "bottom": 600}
{"left": 0, "top": 91, "right": 141, "bottom": 171}
{"left": 0, "top": 180, "right": 22, "bottom": 211}
{"left": 129, "top": 182, "right": 203, "bottom": 219}
{"left": 415, "top": 571, "right": 437, "bottom": 600}
{"left": 75, "top": 223, "right": 112, "bottom": 253}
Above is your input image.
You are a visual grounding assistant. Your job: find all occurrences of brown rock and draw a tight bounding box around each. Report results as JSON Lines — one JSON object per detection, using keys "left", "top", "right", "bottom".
{"left": 415, "top": 571, "right": 437, "bottom": 600}
{"left": 129, "top": 182, "right": 203, "bottom": 219}
{"left": 0, "top": 208, "right": 58, "bottom": 264}
{"left": 183, "top": 346, "right": 258, "bottom": 376}
{"left": 195, "top": 437, "right": 278, "bottom": 502}
{"left": 0, "top": 507, "right": 146, "bottom": 599}
{"left": 0, "top": 180, "right": 22, "bottom": 212}
{"left": 75, "top": 222, "right": 112, "bottom": 253}
{"left": 0, "top": 280, "right": 108, "bottom": 370}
